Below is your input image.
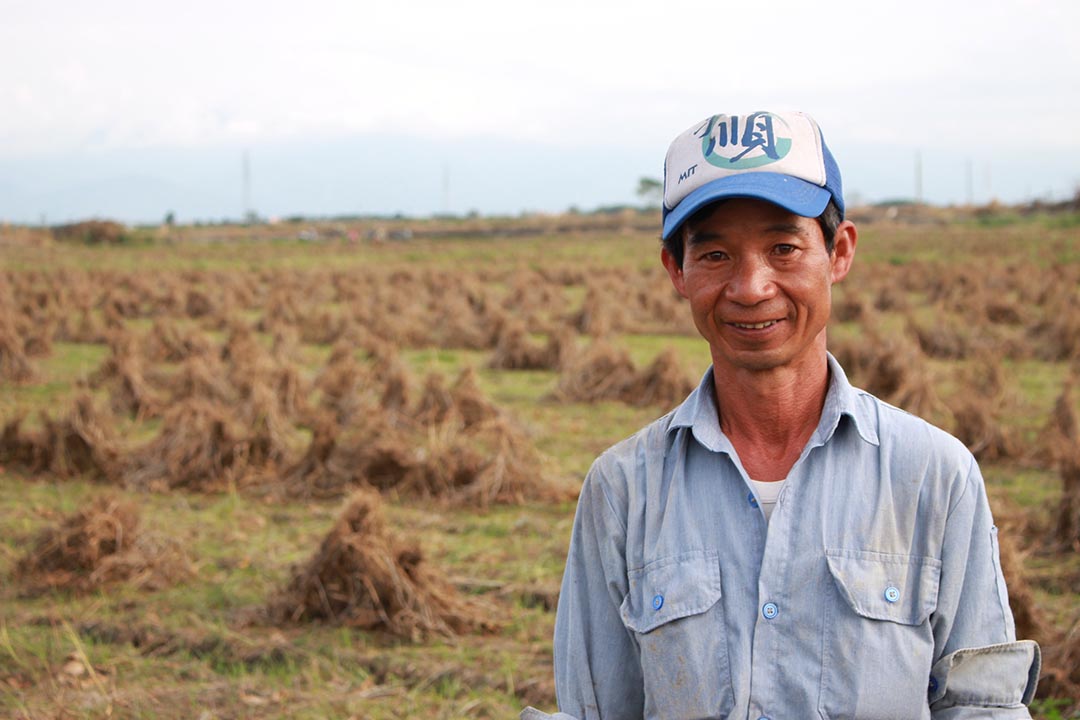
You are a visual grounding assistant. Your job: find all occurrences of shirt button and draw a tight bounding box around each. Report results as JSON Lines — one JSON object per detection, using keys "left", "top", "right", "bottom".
{"left": 884, "top": 586, "right": 901, "bottom": 603}
{"left": 747, "top": 492, "right": 759, "bottom": 509}
{"left": 762, "top": 602, "right": 778, "bottom": 619}
{"left": 928, "top": 675, "right": 939, "bottom": 693}
{"left": 652, "top": 594, "right": 664, "bottom": 611}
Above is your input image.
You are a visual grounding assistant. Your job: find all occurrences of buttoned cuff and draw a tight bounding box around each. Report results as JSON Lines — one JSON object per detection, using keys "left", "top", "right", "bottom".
{"left": 929, "top": 640, "right": 1040, "bottom": 711}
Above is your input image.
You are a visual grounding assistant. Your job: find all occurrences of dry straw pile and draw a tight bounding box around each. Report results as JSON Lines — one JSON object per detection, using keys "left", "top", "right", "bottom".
{"left": 269, "top": 490, "right": 496, "bottom": 640}
{"left": 552, "top": 340, "right": 695, "bottom": 409}
{"left": 15, "top": 495, "right": 193, "bottom": 594}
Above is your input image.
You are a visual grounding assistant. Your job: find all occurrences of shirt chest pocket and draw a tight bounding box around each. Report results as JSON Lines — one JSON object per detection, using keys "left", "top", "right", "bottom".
{"left": 820, "top": 549, "right": 942, "bottom": 720}
{"left": 619, "top": 550, "right": 733, "bottom": 720}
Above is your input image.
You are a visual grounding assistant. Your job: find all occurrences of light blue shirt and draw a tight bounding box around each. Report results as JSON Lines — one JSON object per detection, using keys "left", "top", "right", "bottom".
{"left": 537, "top": 355, "right": 1039, "bottom": 720}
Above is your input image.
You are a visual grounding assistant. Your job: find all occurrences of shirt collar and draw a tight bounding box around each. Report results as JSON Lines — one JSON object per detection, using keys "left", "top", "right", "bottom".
{"left": 668, "top": 353, "right": 879, "bottom": 452}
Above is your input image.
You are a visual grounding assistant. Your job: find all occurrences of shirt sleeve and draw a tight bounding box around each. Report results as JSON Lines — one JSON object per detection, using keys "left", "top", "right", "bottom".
{"left": 553, "top": 461, "right": 645, "bottom": 720}
{"left": 928, "top": 457, "right": 1040, "bottom": 718}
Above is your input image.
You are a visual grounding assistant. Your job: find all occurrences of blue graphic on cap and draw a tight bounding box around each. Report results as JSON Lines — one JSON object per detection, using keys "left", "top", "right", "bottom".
{"left": 697, "top": 112, "right": 792, "bottom": 170}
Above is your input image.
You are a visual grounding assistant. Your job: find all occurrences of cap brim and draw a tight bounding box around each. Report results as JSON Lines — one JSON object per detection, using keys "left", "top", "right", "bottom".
{"left": 661, "top": 172, "right": 832, "bottom": 240}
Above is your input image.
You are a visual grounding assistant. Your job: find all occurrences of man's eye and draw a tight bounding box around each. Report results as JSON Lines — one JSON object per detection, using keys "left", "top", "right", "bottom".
{"left": 704, "top": 251, "right": 728, "bottom": 261}
{"left": 774, "top": 244, "right": 796, "bottom": 255}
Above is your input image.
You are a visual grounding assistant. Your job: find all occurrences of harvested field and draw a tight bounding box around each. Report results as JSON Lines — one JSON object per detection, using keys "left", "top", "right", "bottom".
{"left": 1, "top": 211, "right": 1079, "bottom": 718}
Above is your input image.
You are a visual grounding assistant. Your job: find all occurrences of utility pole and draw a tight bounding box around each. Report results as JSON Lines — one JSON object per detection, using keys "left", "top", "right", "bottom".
{"left": 442, "top": 162, "right": 450, "bottom": 216}
{"left": 914, "top": 150, "right": 923, "bottom": 204}
{"left": 972, "top": 156, "right": 980, "bottom": 204}
{"left": 242, "top": 150, "right": 252, "bottom": 222}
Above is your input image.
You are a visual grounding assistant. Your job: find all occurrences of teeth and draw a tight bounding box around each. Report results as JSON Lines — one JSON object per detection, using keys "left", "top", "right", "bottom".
{"left": 733, "top": 321, "right": 776, "bottom": 329}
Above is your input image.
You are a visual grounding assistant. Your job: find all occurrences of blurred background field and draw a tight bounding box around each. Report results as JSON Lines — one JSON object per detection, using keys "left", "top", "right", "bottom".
{"left": 1, "top": 206, "right": 1079, "bottom": 719}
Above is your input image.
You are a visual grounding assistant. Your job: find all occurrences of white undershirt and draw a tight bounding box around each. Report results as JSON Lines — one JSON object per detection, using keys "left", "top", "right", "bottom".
{"left": 749, "top": 478, "right": 786, "bottom": 523}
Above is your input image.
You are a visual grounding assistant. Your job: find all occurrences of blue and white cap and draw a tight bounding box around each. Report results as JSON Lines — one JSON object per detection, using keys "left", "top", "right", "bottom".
{"left": 662, "top": 111, "right": 844, "bottom": 240}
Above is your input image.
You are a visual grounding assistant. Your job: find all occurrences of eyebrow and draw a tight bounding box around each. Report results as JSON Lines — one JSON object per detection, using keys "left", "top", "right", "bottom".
{"left": 686, "top": 223, "right": 804, "bottom": 246}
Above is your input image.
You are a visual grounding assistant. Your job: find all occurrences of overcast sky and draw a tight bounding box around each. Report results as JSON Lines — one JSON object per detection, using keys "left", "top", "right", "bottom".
{"left": 2, "top": 0, "right": 1078, "bottom": 224}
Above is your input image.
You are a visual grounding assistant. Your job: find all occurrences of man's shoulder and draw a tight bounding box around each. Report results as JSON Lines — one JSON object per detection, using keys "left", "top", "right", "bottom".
{"left": 850, "top": 385, "right": 975, "bottom": 467}
{"left": 586, "top": 409, "right": 678, "bottom": 489}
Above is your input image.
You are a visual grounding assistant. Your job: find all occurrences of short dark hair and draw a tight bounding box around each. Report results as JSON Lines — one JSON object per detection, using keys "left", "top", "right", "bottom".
{"left": 662, "top": 199, "right": 842, "bottom": 268}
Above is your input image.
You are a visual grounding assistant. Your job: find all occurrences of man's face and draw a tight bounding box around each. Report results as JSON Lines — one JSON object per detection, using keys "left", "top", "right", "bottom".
{"left": 661, "top": 198, "right": 856, "bottom": 375}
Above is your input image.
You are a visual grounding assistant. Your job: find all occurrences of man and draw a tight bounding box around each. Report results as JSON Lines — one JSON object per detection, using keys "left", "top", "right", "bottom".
{"left": 523, "top": 111, "right": 1040, "bottom": 720}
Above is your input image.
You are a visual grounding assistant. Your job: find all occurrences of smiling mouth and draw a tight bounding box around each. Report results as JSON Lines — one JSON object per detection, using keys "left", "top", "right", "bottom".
{"left": 729, "top": 320, "right": 779, "bottom": 330}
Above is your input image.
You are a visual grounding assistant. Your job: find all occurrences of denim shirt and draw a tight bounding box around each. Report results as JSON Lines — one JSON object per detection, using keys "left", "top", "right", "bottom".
{"left": 541, "top": 356, "right": 1039, "bottom": 720}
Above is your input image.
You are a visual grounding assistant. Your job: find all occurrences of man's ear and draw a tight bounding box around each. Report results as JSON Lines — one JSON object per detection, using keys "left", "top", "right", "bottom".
{"left": 661, "top": 247, "right": 688, "bottom": 298}
{"left": 830, "top": 221, "right": 857, "bottom": 283}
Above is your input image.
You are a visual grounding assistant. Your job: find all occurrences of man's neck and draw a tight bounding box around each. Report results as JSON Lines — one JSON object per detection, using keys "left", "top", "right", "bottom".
{"left": 711, "top": 351, "right": 830, "bottom": 482}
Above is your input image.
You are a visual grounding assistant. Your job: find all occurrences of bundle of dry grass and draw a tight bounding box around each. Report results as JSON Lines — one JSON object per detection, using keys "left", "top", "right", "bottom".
{"left": 868, "top": 282, "right": 907, "bottom": 313}
{"left": 1035, "top": 618, "right": 1080, "bottom": 708}
{"left": 268, "top": 490, "right": 495, "bottom": 639}
{"left": 293, "top": 368, "right": 561, "bottom": 507}
{"left": 298, "top": 310, "right": 350, "bottom": 345}
{"left": 948, "top": 396, "right": 1020, "bottom": 462}
{"left": 143, "top": 318, "right": 214, "bottom": 362}
{"left": 414, "top": 372, "right": 455, "bottom": 426}
{"left": 238, "top": 383, "right": 299, "bottom": 469}
{"left": 831, "top": 289, "right": 870, "bottom": 324}
{"left": 268, "top": 362, "right": 313, "bottom": 423}
{"left": 622, "top": 347, "right": 696, "bottom": 410}
{"left": 450, "top": 366, "right": 500, "bottom": 428}
{"left": 995, "top": 501, "right": 1080, "bottom": 704}
{"left": 430, "top": 289, "right": 501, "bottom": 350}
{"left": 488, "top": 321, "right": 555, "bottom": 370}
{"left": 0, "top": 395, "right": 121, "bottom": 480}
{"left": 569, "top": 281, "right": 631, "bottom": 337}
{"left": 166, "top": 349, "right": 236, "bottom": 400}
{"left": 220, "top": 321, "right": 265, "bottom": 368}
{"left": 994, "top": 512, "right": 1050, "bottom": 645}
{"left": 1029, "top": 283, "right": 1080, "bottom": 362}
{"left": 89, "top": 332, "right": 163, "bottom": 419}
{"left": 907, "top": 312, "right": 977, "bottom": 360}
{"left": 14, "top": 495, "right": 192, "bottom": 594}
{"left": 448, "top": 416, "right": 568, "bottom": 508}
{"left": 831, "top": 331, "right": 947, "bottom": 424}
{"left": 501, "top": 269, "right": 568, "bottom": 330}
{"left": 315, "top": 342, "right": 371, "bottom": 424}
{"left": 373, "top": 349, "right": 413, "bottom": 413}
{"left": 0, "top": 313, "right": 36, "bottom": 383}
{"left": 124, "top": 399, "right": 257, "bottom": 492}
{"left": 279, "top": 413, "right": 355, "bottom": 498}
{"left": 488, "top": 322, "right": 578, "bottom": 372}
{"left": 946, "top": 355, "right": 1020, "bottom": 462}
{"left": 397, "top": 421, "right": 488, "bottom": 499}
{"left": 1046, "top": 379, "right": 1078, "bottom": 462}
{"left": 551, "top": 338, "right": 637, "bottom": 403}
{"left": 55, "top": 308, "right": 108, "bottom": 344}
{"left": 0, "top": 415, "right": 47, "bottom": 470}
{"left": 1055, "top": 453, "right": 1080, "bottom": 551}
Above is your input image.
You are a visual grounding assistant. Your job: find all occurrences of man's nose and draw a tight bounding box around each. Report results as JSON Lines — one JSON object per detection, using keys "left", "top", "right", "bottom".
{"left": 724, "top": 256, "right": 777, "bottom": 306}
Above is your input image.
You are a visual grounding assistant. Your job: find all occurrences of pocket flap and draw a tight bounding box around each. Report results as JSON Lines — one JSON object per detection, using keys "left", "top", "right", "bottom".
{"left": 621, "top": 550, "right": 722, "bottom": 634}
{"left": 825, "top": 549, "right": 941, "bottom": 625}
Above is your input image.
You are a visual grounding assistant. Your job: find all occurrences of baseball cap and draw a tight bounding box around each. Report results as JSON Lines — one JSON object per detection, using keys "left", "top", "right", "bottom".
{"left": 661, "top": 111, "right": 844, "bottom": 240}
